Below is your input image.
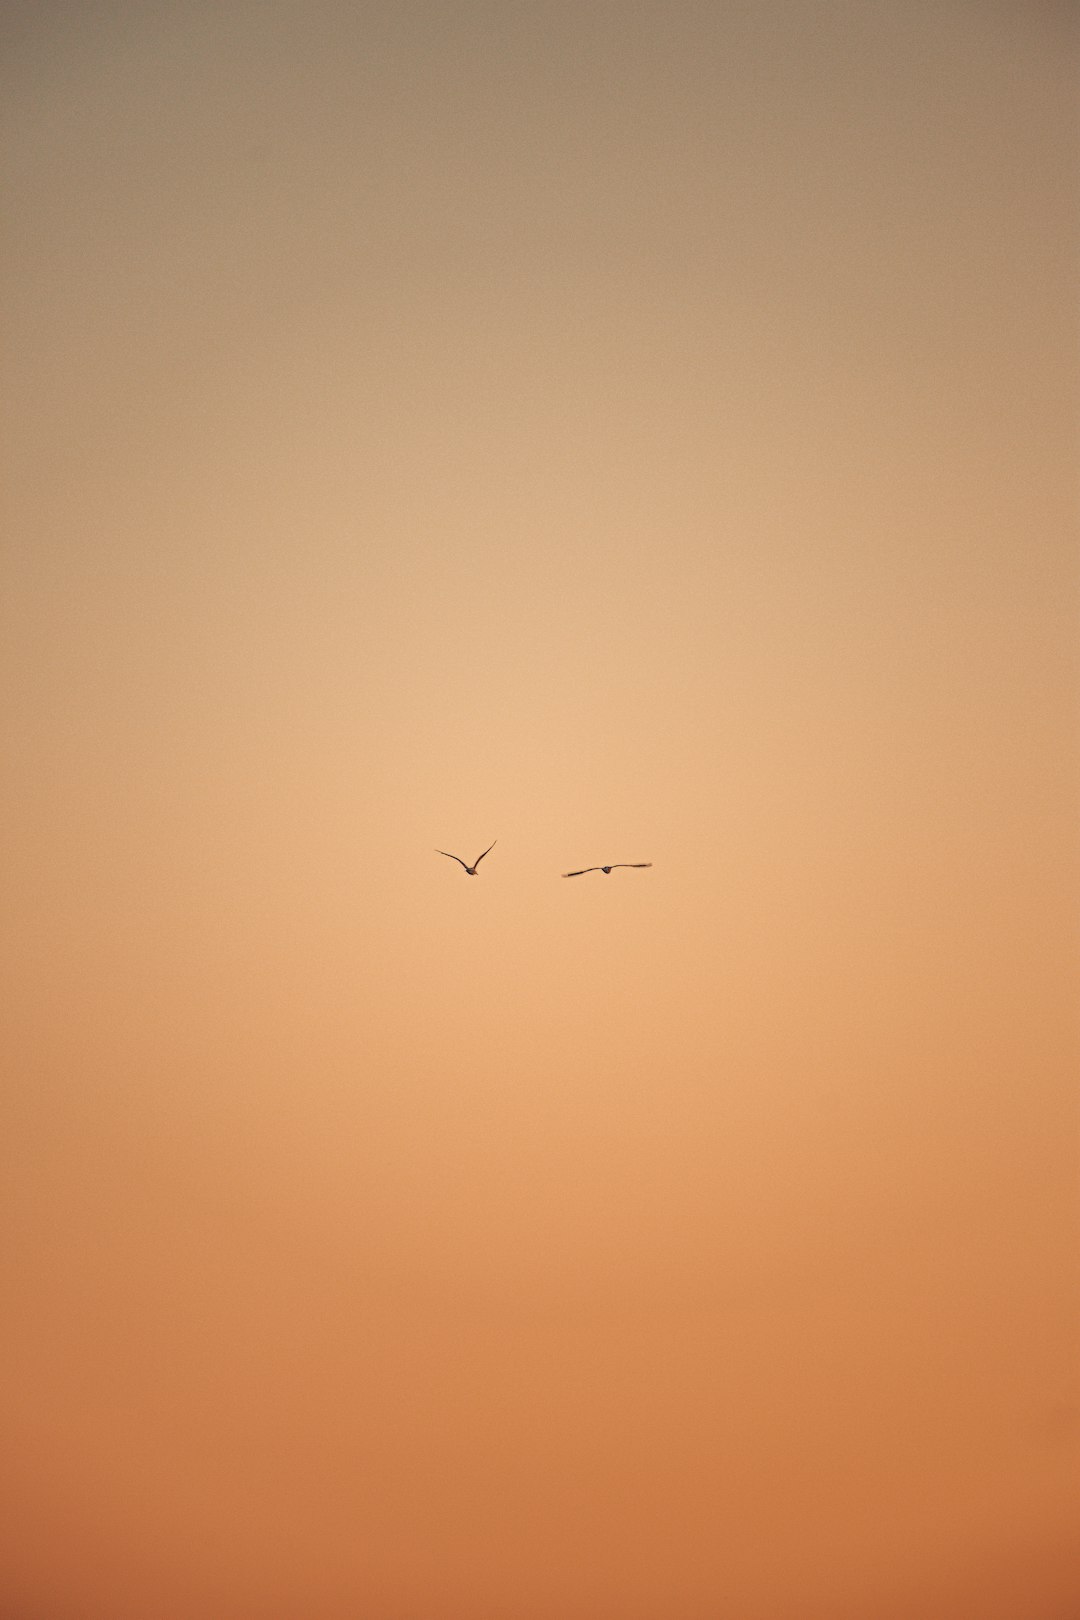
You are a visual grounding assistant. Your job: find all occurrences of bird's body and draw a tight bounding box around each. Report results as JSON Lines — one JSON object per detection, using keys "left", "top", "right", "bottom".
{"left": 562, "top": 863, "right": 652, "bottom": 877}
{"left": 436, "top": 840, "right": 497, "bottom": 875}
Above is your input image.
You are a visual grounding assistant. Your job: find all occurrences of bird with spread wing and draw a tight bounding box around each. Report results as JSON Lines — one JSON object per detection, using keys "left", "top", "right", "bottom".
{"left": 435, "top": 841, "right": 497, "bottom": 875}
{"left": 562, "top": 863, "right": 652, "bottom": 877}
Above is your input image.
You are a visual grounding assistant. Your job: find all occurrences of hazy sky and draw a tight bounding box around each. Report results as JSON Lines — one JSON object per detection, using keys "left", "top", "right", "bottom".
{"left": 3, "top": 4, "right": 1077, "bottom": 1616}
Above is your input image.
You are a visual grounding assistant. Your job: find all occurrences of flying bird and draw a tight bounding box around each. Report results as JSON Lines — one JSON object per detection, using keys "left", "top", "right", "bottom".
{"left": 435, "top": 840, "right": 497, "bottom": 875}
{"left": 562, "top": 863, "right": 652, "bottom": 877}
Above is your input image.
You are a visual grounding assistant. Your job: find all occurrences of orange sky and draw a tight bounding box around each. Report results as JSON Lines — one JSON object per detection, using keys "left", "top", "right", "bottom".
{"left": 2, "top": 4, "right": 1077, "bottom": 1616}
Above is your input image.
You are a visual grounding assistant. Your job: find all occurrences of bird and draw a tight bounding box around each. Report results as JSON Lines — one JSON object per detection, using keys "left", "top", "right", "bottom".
{"left": 562, "top": 863, "right": 652, "bottom": 877}
{"left": 435, "top": 840, "right": 497, "bottom": 875}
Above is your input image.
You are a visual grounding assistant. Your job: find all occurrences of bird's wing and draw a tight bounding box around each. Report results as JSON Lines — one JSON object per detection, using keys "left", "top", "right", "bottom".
{"left": 613, "top": 863, "right": 652, "bottom": 869}
{"left": 436, "top": 850, "right": 470, "bottom": 870}
{"left": 473, "top": 840, "right": 497, "bottom": 867}
{"left": 562, "top": 867, "right": 600, "bottom": 877}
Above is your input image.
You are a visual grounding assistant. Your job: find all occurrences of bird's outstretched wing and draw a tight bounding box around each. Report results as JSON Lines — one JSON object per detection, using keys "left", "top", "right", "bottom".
{"left": 473, "top": 840, "right": 497, "bottom": 867}
{"left": 613, "top": 863, "right": 652, "bottom": 869}
{"left": 562, "top": 867, "right": 601, "bottom": 877}
{"left": 436, "top": 849, "right": 470, "bottom": 871}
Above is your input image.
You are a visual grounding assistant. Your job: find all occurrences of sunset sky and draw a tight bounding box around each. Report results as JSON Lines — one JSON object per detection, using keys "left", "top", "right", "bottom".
{"left": 3, "top": 4, "right": 1077, "bottom": 1616}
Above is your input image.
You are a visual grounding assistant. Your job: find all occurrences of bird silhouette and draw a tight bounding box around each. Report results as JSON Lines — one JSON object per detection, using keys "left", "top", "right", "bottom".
{"left": 562, "top": 863, "right": 652, "bottom": 877}
{"left": 435, "top": 840, "right": 497, "bottom": 875}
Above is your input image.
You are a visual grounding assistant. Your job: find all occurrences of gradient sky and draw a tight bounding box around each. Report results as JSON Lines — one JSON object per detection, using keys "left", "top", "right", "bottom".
{"left": 3, "top": 4, "right": 1078, "bottom": 1616}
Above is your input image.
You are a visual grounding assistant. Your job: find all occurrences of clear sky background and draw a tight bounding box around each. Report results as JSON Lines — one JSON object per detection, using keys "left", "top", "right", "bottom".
{"left": 2, "top": 4, "right": 1077, "bottom": 1616}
